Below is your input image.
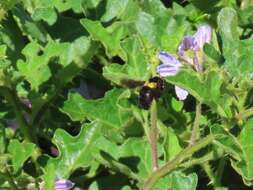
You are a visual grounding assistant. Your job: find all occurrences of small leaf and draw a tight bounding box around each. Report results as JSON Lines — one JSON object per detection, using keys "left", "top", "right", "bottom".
{"left": 80, "top": 19, "right": 126, "bottom": 59}
{"left": 95, "top": 137, "right": 163, "bottom": 179}
{"left": 12, "top": 5, "right": 48, "bottom": 42}
{"left": 165, "top": 70, "right": 232, "bottom": 118}
{"left": 222, "top": 40, "right": 253, "bottom": 78}
{"left": 218, "top": 8, "right": 253, "bottom": 78}
{"left": 171, "top": 171, "right": 198, "bottom": 190}
{"left": 61, "top": 88, "right": 133, "bottom": 129}
{"left": 32, "top": 7, "right": 57, "bottom": 25}
{"left": 8, "top": 139, "right": 35, "bottom": 173}
{"left": 163, "top": 127, "right": 182, "bottom": 161}
{"left": 211, "top": 124, "right": 243, "bottom": 161}
{"left": 135, "top": 12, "right": 157, "bottom": 47}
{"left": 135, "top": 11, "right": 188, "bottom": 51}
{"left": 217, "top": 8, "right": 239, "bottom": 42}
{"left": 101, "top": 0, "right": 130, "bottom": 22}
{"left": 47, "top": 122, "right": 102, "bottom": 178}
{"left": 17, "top": 39, "right": 85, "bottom": 91}
{"left": 203, "top": 43, "right": 223, "bottom": 64}
{"left": 103, "top": 37, "right": 150, "bottom": 85}
{"left": 231, "top": 118, "right": 253, "bottom": 185}
{"left": 211, "top": 120, "right": 253, "bottom": 186}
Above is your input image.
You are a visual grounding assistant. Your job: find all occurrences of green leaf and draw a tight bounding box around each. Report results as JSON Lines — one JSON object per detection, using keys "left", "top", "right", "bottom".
{"left": 0, "top": 17, "right": 25, "bottom": 63}
{"left": 7, "top": 139, "right": 36, "bottom": 173}
{"left": 222, "top": 40, "right": 253, "bottom": 78}
{"left": 32, "top": 7, "right": 57, "bottom": 25}
{"left": 103, "top": 37, "right": 150, "bottom": 85}
{"left": 135, "top": 11, "right": 157, "bottom": 47}
{"left": 47, "top": 122, "right": 102, "bottom": 178}
{"left": 163, "top": 127, "right": 182, "bottom": 161}
{"left": 211, "top": 120, "right": 253, "bottom": 185}
{"left": 101, "top": 0, "right": 130, "bottom": 22}
{"left": 165, "top": 69, "right": 232, "bottom": 118}
{"left": 42, "top": 163, "right": 55, "bottom": 190}
{"left": 217, "top": 8, "right": 253, "bottom": 78}
{"left": 211, "top": 124, "right": 243, "bottom": 161}
{"left": 61, "top": 88, "right": 133, "bottom": 129}
{"left": 55, "top": 0, "right": 83, "bottom": 13}
{"left": 80, "top": 19, "right": 126, "bottom": 59}
{"left": 217, "top": 8, "right": 239, "bottom": 42}
{"left": 17, "top": 39, "right": 84, "bottom": 91}
{"left": 12, "top": 5, "right": 48, "bottom": 42}
{"left": 161, "top": 16, "right": 189, "bottom": 52}
{"left": 135, "top": 11, "right": 188, "bottom": 51}
{"left": 171, "top": 171, "right": 198, "bottom": 190}
{"left": 140, "top": 0, "right": 168, "bottom": 17}
{"left": 22, "top": 0, "right": 57, "bottom": 25}
{"left": 95, "top": 137, "right": 153, "bottom": 179}
{"left": 203, "top": 43, "right": 223, "bottom": 64}
{"left": 231, "top": 119, "right": 253, "bottom": 185}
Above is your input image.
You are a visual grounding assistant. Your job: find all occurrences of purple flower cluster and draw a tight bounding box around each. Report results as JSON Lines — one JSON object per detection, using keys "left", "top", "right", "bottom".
{"left": 157, "top": 25, "right": 212, "bottom": 100}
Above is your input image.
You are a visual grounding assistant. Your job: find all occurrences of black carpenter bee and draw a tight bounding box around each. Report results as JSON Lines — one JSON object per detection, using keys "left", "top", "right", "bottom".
{"left": 139, "top": 77, "right": 165, "bottom": 109}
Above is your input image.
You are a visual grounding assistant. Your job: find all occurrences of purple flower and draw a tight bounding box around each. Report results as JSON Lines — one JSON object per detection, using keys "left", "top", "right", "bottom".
{"left": 55, "top": 179, "right": 74, "bottom": 190}
{"left": 175, "top": 86, "right": 188, "bottom": 101}
{"left": 156, "top": 25, "right": 212, "bottom": 101}
{"left": 156, "top": 52, "right": 188, "bottom": 100}
{"left": 40, "top": 178, "right": 74, "bottom": 190}
{"left": 178, "top": 25, "right": 212, "bottom": 71}
{"left": 193, "top": 25, "right": 212, "bottom": 50}
{"left": 156, "top": 52, "right": 182, "bottom": 77}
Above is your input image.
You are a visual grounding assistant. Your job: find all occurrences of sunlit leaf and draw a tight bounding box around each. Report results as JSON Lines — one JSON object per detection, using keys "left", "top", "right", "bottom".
{"left": 61, "top": 88, "right": 133, "bottom": 129}
{"left": 47, "top": 122, "right": 102, "bottom": 178}
{"left": 8, "top": 139, "right": 35, "bottom": 173}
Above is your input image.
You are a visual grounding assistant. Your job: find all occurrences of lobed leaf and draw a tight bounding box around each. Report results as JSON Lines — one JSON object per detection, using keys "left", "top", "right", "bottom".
{"left": 47, "top": 122, "right": 102, "bottom": 178}
{"left": 165, "top": 69, "right": 232, "bottom": 118}
{"left": 61, "top": 88, "right": 133, "bottom": 129}
{"left": 7, "top": 139, "right": 36, "bottom": 173}
{"left": 103, "top": 37, "right": 150, "bottom": 85}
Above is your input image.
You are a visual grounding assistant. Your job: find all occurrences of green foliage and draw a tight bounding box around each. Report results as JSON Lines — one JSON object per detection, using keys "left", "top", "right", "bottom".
{"left": 61, "top": 89, "right": 133, "bottom": 128}
{"left": 47, "top": 122, "right": 102, "bottom": 178}
{"left": 103, "top": 37, "right": 150, "bottom": 85}
{"left": 171, "top": 171, "right": 198, "bottom": 190}
{"left": 0, "top": 1, "right": 253, "bottom": 190}
{"left": 7, "top": 139, "right": 35, "bottom": 173}
{"left": 165, "top": 69, "right": 232, "bottom": 117}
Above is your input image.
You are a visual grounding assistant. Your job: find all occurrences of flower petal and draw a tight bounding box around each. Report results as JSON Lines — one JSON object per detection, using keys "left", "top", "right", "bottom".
{"left": 178, "top": 36, "right": 196, "bottom": 56}
{"left": 55, "top": 179, "right": 74, "bottom": 190}
{"left": 193, "top": 25, "right": 212, "bottom": 50}
{"left": 158, "top": 52, "right": 182, "bottom": 67}
{"left": 157, "top": 64, "right": 181, "bottom": 77}
{"left": 175, "top": 86, "right": 188, "bottom": 100}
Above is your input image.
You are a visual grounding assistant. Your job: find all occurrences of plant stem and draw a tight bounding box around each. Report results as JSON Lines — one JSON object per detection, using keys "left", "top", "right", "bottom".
{"left": 141, "top": 135, "right": 213, "bottom": 190}
{"left": 235, "top": 107, "right": 253, "bottom": 120}
{"left": 150, "top": 100, "right": 158, "bottom": 171}
{"left": 202, "top": 162, "right": 221, "bottom": 190}
{"left": 216, "top": 158, "right": 226, "bottom": 186}
{"left": 2, "top": 88, "right": 35, "bottom": 143}
{"left": 189, "top": 101, "right": 201, "bottom": 145}
{"left": 180, "top": 152, "right": 215, "bottom": 168}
